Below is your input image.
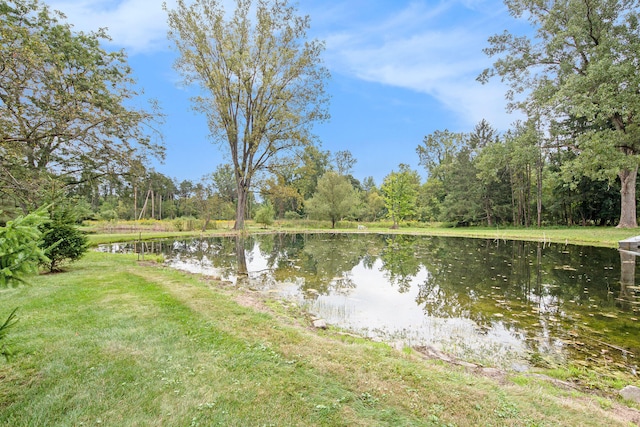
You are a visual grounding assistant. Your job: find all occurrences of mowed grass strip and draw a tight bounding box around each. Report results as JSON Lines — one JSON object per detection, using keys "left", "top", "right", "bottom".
{"left": 86, "top": 223, "right": 640, "bottom": 249}
{"left": 0, "top": 252, "right": 635, "bottom": 426}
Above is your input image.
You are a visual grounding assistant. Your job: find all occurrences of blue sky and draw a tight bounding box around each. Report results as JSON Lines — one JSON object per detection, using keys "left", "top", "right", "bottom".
{"left": 46, "top": 0, "right": 527, "bottom": 185}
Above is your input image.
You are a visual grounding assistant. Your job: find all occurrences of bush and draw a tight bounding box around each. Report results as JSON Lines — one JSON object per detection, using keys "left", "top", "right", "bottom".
{"left": 98, "top": 209, "right": 118, "bottom": 221}
{"left": 174, "top": 217, "right": 196, "bottom": 231}
{"left": 39, "top": 210, "right": 88, "bottom": 272}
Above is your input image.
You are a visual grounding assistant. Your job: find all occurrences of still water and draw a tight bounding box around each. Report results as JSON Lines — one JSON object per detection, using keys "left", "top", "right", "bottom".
{"left": 100, "top": 233, "right": 640, "bottom": 372}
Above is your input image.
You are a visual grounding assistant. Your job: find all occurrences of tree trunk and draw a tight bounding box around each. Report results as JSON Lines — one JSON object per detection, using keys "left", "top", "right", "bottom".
{"left": 134, "top": 185, "right": 137, "bottom": 222}
{"left": 485, "top": 196, "right": 493, "bottom": 226}
{"left": 617, "top": 166, "right": 638, "bottom": 228}
{"left": 536, "top": 151, "right": 543, "bottom": 227}
{"left": 139, "top": 189, "right": 151, "bottom": 220}
{"left": 202, "top": 200, "right": 211, "bottom": 232}
{"left": 524, "top": 180, "right": 529, "bottom": 226}
{"left": 234, "top": 180, "right": 249, "bottom": 230}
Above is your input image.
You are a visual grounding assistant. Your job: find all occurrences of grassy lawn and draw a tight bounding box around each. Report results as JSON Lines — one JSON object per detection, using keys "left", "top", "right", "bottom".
{"left": 86, "top": 220, "right": 640, "bottom": 248}
{"left": 1, "top": 251, "right": 638, "bottom": 426}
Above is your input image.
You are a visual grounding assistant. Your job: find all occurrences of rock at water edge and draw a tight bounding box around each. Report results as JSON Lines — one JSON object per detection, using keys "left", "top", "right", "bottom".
{"left": 619, "top": 385, "right": 640, "bottom": 403}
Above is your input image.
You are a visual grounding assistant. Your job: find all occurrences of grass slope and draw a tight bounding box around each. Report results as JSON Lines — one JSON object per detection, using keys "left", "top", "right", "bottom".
{"left": 1, "top": 252, "right": 638, "bottom": 425}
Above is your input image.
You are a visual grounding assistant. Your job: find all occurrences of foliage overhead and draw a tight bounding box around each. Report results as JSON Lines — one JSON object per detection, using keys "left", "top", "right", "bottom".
{"left": 0, "top": 0, "right": 165, "bottom": 211}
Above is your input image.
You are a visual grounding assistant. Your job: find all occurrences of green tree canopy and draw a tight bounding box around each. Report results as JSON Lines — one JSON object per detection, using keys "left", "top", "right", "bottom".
{"left": 166, "top": 0, "right": 330, "bottom": 230}
{"left": 0, "top": 0, "right": 164, "bottom": 212}
{"left": 333, "top": 150, "right": 357, "bottom": 176}
{"left": 480, "top": 0, "right": 640, "bottom": 227}
{"left": 261, "top": 159, "right": 303, "bottom": 218}
{"left": 254, "top": 201, "right": 275, "bottom": 228}
{"left": 416, "top": 129, "right": 466, "bottom": 184}
{"left": 294, "top": 145, "right": 330, "bottom": 200}
{"left": 381, "top": 164, "right": 420, "bottom": 228}
{"left": 305, "top": 171, "right": 358, "bottom": 228}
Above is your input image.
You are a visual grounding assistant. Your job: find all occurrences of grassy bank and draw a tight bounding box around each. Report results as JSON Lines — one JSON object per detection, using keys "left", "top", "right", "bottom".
{"left": 86, "top": 219, "right": 640, "bottom": 248}
{"left": 1, "top": 252, "right": 638, "bottom": 425}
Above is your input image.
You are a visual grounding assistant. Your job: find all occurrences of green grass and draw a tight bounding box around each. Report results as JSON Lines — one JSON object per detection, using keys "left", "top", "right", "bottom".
{"left": 85, "top": 219, "right": 640, "bottom": 248}
{"left": 330, "top": 223, "right": 638, "bottom": 248}
{"left": 1, "top": 252, "right": 638, "bottom": 426}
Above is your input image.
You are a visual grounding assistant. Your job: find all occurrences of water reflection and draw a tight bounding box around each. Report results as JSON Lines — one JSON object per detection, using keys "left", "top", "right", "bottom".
{"left": 619, "top": 250, "right": 637, "bottom": 311}
{"left": 99, "top": 234, "right": 640, "bottom": 373}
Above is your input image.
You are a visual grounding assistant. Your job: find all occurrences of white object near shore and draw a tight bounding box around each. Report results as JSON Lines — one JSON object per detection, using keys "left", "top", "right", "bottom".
{"left": 619, "top": 236, "right": 640, "bottom": 252}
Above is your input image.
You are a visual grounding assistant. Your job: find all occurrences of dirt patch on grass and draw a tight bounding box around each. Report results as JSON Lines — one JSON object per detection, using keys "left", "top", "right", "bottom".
{"left": 231, "top": 290, "right": 268, "bottom": 312}
{"left": 413, "top": 345, "right": 640, "bottom": 425}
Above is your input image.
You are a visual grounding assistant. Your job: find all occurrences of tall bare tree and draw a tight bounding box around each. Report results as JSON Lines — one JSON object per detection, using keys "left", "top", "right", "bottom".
{"left": 166, "top": 0, "right": 330, "bottom": 229}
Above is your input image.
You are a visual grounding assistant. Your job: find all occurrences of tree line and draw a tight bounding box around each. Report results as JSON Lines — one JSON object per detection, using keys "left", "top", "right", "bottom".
{"left": 1, "top": 128, "right": 624, "bottom": 228}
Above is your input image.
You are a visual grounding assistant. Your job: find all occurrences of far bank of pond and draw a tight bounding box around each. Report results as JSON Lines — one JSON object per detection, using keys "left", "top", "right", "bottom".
{"left": 100, "top": 233, "right": 640, "bottom": 377}
{"left": 86, "top": 221, "right": 640, "bottom": 248}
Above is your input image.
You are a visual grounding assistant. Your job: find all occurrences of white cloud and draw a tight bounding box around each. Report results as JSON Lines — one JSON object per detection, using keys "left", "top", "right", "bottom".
{"left": 48, "top": 0, "right": 175, "bottom": 53}
{"left": 46, "top": 0, "right": 264, "bottom": 53}
{"left": 46, "top": 0, "right": 521, "bottom": 130}
{"left": 316, "top": 0, "right": 520, "bottom": 130}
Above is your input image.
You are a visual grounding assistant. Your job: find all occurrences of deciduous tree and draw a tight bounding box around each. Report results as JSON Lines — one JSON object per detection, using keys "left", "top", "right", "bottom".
{"left": 294, "top": 145, "right": 330, "bottom": 199}
{"left": 261, "top": 159, "right": 303, "bottom": 217}
{"left": 381, "top": 164, "right": 420, "bottom": 228}
{"left": 333, "top": 150, "right": 357, "bottom": 176}
{"left": 0, "top": 0, "right": 164, "bottom": 212}
{"left": 254, "top": 201, "right": 275, "bottom": 228}
{"left": 211, "top": 164, "right": 238, "bottom": 205}
{"left": 305, "top": 171, "right": 357, "bottom": 228}
{"left": 479, "top": 0, "right": 640, "bottom": 227}
{"left": 166, "top": 0, "right": 329, "bottom": 229}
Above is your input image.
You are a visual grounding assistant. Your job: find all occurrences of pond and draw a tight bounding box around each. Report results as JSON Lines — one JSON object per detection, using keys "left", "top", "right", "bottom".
{"left": 100, "top": 233, "right": 640, "bottom": 373}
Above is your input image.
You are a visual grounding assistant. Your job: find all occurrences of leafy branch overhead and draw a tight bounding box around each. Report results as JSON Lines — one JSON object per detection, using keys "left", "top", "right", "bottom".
{"left": 0, "top": 0, "right": 165, "bottom": 211}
